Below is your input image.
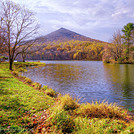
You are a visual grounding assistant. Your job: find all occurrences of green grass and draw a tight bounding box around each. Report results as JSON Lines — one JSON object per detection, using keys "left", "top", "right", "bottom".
{"left": 74, "top": 117, "right": 126, "bottom": 134}
{"left": 0, "top": 62, "right": 54, "bottom": 133}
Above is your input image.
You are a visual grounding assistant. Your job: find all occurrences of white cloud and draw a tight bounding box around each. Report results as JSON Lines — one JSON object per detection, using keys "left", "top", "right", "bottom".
{"left": 11, "top": 0, "right": 134, "bottom": 41}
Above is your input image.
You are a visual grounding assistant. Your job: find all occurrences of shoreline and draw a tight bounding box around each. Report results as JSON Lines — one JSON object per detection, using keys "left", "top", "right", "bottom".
{"left": 21, "top": 60, "right": 134, "bottom": 114}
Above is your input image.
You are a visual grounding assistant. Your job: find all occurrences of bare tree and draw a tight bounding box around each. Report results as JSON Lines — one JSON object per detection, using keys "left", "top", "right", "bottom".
{"left": 111, "top": 30, "right": 124, "bottom": 60}
{"left": 0, "top": 0, "right": 39, "bottom": 70}
{"left": 16, "top": 40, "right": 45, "bottom": 62}
{"left": 103, "top": 30, "right": 124, "bottom": 63}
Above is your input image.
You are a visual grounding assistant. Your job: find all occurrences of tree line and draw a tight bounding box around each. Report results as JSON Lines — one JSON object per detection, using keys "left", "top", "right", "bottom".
{"left": 23, "top": 40, "right": 105, "bottom": 61}
{"left": 103, "top": 23, "right": 134, "bottom": 64}
{"left": 24, "top": 23, "right": 134, "bottom": 63}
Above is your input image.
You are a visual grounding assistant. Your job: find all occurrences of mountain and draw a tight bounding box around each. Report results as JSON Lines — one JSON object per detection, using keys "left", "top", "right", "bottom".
{"left": 35, "top": 28, "right": 103, "bottom": 43}
{"left": 16, "top": 28, "right": 105, "bottom": 61}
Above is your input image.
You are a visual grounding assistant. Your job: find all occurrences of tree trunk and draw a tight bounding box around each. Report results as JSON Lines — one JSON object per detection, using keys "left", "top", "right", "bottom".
{"left": 22, "top": 58, "right": 25, "bottom": 62}
{"left": 22, "top": 53, "right": 26, "bottom": 62}
{"left": 126, "top": 41, "right": 130, "bottom": 61}
{"left": 9, "top": 59, "right": 13, "bottom": 70}
{"left": 128, "top": 44, "right": 130, "bottom": 60}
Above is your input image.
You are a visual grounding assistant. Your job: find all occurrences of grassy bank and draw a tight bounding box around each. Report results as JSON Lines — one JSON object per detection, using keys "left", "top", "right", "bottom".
{"left": 0, "top": 62, "right": 134, "bottom": 133}
{"left": 35, "top": 94, "right": 134, "bottom": 133}
{"left": 0, "top": 62, "right": 55, "bottom": 133}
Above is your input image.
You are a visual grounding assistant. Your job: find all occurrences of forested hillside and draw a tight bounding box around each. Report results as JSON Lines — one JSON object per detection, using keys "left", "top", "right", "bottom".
{"left": 16, "top": 28, "right": 106, "bottom": 61}
{"left": 24, "top": 40, "right": 105, "bottom": 60}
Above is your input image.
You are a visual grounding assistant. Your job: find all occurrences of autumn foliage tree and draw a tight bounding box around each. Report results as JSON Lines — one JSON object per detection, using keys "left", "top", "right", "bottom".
{"left": 0, "top": 0, "right": 39, "bottom": 70}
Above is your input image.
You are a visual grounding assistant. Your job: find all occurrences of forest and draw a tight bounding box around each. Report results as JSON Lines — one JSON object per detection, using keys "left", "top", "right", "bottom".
{"left": 24, "top": 40, "right": 105, "bottom": 61}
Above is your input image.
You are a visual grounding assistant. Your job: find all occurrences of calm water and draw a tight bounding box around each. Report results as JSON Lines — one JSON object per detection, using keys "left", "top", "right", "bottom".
{"left": 22, "top": 61, "right": 134, "bottom": 112}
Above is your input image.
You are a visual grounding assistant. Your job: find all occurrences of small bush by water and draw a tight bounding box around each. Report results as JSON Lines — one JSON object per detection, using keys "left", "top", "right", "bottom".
{"left": 24, "top": 77, "right": 33, "bottom": 84}
{"left": 41, "top": 85, "right": 57, "bottom": 97}
{"left": 75, "top": 101, "right": 128, "bottom": 119}
{"left": 32, "top": 82, "right": 42, "bottom": 90}
{"left": 57, "top": 94, "right": 79, "bottom": 110}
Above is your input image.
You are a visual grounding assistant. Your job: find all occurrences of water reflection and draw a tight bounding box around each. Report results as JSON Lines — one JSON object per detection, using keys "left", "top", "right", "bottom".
{"left": 103, "top": 64, "right": 134, "bottom": 110}
{"left": 22, "top": 61, "right": 134, "bottom": 112}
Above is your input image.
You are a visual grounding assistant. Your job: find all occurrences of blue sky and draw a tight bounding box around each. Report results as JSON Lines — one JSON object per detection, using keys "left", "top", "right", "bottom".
{"left": 11, "top": 0, "right": 134, "bottom": 42}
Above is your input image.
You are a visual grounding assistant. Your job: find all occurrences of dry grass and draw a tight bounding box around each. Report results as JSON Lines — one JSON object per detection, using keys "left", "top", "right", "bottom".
{"left": 32, "top": 82, "right": 42, "bottom": 90}
{"left": 41, "top": 85, "right": 49, "bottom": 91}
{"left": 24, "top": 77, "right": 33, "bottom": 84}
{"left": 75, "top": 101, "right": 128, "bottom": 119}
{"left": 16, "top": 67, "right": 27, "bottom": 72}
{"left": 57, "top": 94, "right": 79, "bottom": 111}
{"left": 44, "top": 88, "right": 57, "bottom": 97}
{"left": 35, "top": 95, "right": 134, "bottom": 133}
{"left": 11, "top": 71, "right": 19, "bottom": 77}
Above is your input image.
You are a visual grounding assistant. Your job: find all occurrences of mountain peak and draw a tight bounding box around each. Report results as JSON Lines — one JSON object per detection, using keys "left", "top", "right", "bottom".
{"left": 35, "top": 28, "right": 103, "bottom": 43}
{"left": 59, "top": 27, "right": 66, "bottom": 30}
{"left": 54, "top": 27, "right": 78, "bottom": 35}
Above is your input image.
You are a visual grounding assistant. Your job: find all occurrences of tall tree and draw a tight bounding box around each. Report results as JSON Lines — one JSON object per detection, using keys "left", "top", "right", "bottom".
{"left": 103, "top": 30, "right": 124, "bottom": 63}
{"left": 122, "top": 23, "right": 134, "bottom": 60}
{"left": 0, "top": 0, "right": 39, "bottom": 70}
{"left": 111, "top": 30, "right": 124, "bottom": 60}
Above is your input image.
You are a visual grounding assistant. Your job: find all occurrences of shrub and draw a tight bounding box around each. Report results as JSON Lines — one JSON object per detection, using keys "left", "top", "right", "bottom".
{"left": 0, "top": 56, "right": 8, "bottom": 62}
{"left": 58, "top": 94, "right": 79, "bottom": 111}
{"left": 12, "top": 71, "right": 19, "bottom": 77}
{"left": 32, "top": 82, "right": 42, "bottom": 90}
{"left": 117, "top": 57, "right": 125, "bottom": 64}
{"left": 19, "top": 76, "right": 26, "bottom": 80}
{"left": 40, "top": 85, "right": 48, "bottom": 91}
{"left": 75, "top": 101, "right": 128, "bottom": 119}
{"left": 0, "top": 56, "right": 8, "bottom": 60}
{"left": 45, "top": 88, "right": 57, "bottom": 97}
{"left": 17, "top": 67, "right": 27, "bottom": 72}
{"left": 24, "top": 77, "right": 33, "bottom": 84}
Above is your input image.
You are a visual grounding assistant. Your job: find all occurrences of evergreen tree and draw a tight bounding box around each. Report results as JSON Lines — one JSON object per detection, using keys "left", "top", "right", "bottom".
{"left": 122, "top": 23, "right": 134, "bottom": 60}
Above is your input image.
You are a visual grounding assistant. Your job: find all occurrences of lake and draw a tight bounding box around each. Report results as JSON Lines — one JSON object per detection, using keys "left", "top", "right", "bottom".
{"left": 22, "top": 61, "right": 134, "bottom": 112}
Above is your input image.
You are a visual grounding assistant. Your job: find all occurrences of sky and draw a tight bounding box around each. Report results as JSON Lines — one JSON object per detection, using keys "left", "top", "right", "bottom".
{"left": 11, "top": 0, "right": 134, "bottom": 42}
